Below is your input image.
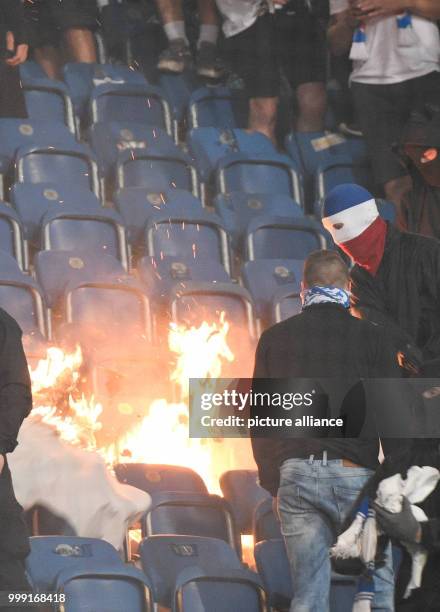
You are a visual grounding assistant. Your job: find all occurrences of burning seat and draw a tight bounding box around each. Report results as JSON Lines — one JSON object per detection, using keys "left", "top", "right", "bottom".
{"left": 139, "top": 535, "right": 266, "bottom": 611}
{"left": 26, "top": 535, "right": 153, "bottom": 611}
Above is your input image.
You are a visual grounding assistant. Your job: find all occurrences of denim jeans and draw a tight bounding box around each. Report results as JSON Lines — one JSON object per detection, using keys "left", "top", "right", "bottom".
{"left": 277, "top": 457, "right": 395, "bottom": 612}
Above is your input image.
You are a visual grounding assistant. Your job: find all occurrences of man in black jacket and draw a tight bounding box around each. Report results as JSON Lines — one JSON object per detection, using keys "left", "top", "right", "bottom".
{"left": 0, "top": 309, "right": 33, "bottom": 596}
{"left": 0, "top": 0, "right": 28, "bottom": 118}
{"left": 252, "top": 250, "right": 399, "bottom": 611}
{"left": 322, "top": 183, "right": 440, "bottom": 373}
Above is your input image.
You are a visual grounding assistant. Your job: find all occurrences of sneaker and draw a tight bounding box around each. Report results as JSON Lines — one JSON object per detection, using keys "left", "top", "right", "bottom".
{"left": 196, "top": 42, "right": 224, "bottom": 79}
{"left": 157, "top": 39, "right": 191, "bottom": 74}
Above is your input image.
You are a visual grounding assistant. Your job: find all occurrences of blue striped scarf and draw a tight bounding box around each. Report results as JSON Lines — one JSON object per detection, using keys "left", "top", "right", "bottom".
{"left": 301, "top": 286, "right": 350, "bottom": 310}
{"left": 350, "top": 11, "right": 415, "bottom": 61}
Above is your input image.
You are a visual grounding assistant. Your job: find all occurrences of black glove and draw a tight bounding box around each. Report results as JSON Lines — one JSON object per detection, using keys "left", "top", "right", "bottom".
{"left": 373, "top": 496, "right": 421, "bottom": 544}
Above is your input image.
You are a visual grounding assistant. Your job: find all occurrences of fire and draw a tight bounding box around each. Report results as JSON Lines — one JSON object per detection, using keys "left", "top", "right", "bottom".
{"left": 28, "top": 314, "right": 237, "bottom": 492}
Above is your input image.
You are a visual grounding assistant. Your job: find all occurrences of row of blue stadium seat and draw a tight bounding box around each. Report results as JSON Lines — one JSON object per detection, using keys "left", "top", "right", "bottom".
{"left": 24, "top": 462, "right": 365, "bottom": 612}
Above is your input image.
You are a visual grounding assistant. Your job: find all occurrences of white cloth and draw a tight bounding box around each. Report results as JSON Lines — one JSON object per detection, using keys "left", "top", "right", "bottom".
{"left": 8, "top": 418, "right": 151, "bottom": 551}
{"left": 215, "top": 0, "right": 265, "bottom": 38}
{"left": 376, "top": 465, "right": 440, "bottom": 599}
{"left": 329, "top": 0, "right": 440, "bottom": 84}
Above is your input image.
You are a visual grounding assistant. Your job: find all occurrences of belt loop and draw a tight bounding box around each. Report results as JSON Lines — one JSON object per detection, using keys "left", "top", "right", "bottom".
{"left": 322, "top": 450, "right": 328, "bottom": 466}
{"left": 308, "top": 454, "right": 314, "bottom": 465}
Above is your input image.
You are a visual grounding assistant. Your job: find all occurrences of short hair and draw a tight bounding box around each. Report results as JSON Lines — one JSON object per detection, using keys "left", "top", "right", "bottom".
{"left": 303, "top": 250, "right": 350, "bottom": 289}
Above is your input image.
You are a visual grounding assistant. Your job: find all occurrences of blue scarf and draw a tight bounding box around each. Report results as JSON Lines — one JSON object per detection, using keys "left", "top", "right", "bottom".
{"left": 350, "top": 11, "right": 415, "bottom": 61}
{"left": 301, "top": 286, "right": 350, "bottom": 311}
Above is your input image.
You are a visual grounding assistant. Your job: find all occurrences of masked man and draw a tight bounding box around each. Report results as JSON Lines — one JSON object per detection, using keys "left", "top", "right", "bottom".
{"left": 322, "top": 183, "right": 440, "bottom": 373}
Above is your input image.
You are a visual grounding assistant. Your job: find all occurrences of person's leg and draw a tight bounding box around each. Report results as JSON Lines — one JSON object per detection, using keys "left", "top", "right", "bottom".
{"left": 351, "top": 80, "right": 411, "bottom": 228}
{"left": 64, "top": 28, "right": 97, "bottom": 63}
{"left": 195, "top": 0, "right": 223, "bottom": 79}
{"left": 155, "top": 0, "right": 191, "bottom": 73}
{"left": 280, "top": 8, "right": 327, "bottom": 132}
{"left": 296, "top": 82, "right": 327, "bottom": 132}
{"left": 248, "top": 97, "right": 279, "bottom": 143}
{"left": 0, "top": 557, "right": 31, "bottom": 612}
{"left": 226, "top": 14, "right": 280, "bottom": 143}
{"left": 277, "top": 459, "right": 334, "bottom": 612}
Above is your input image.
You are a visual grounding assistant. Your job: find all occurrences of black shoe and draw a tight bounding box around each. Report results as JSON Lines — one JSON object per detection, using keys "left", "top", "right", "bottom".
{"left": 157, "top": 39, "right": 191, "bottom": 74}
{"left": 196, "top": 42, "right": 224, "bottom": 79}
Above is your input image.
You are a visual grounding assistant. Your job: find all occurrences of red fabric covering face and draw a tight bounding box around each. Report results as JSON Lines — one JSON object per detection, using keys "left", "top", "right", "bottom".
{"left": 339, "top": 217, "right": 387, "bottom": 276}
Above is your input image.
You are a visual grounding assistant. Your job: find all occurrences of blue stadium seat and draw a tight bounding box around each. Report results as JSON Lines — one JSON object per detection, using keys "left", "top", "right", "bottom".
{"left": 142, "top": 493, "right": 241, "bottom": 554}
{"left": 315, "top": 162, "right": 374, "bottom": 200}
{"left": 173, "top": 566, "right": 266, "bottom": 612}
{"left": 114, "top": 188, "right": 203, "bottom": 247}
{"left": 242, "top": 259, "right": 303, "bottom": 324}
{"left": 220, "top": 470, "right": 271, "bottom": 534}
{"left": 144, "top": 209, "right": 230, "bottom": 273}
{"left": 34, "top": 250, "right": 127, "bottom": 310}
{"left": 0, "top": 252, "right": 46, "bottom": 338}
{"left": 214, "top": 192, "right": 304, "bottom": 249}
{"left": 26, "top": 536, "right": 153, "bottom": 611}
{"left": 253, "top": 499, "right": 282, "bottom": 544}
{"left": 62, "top": 280, "right": 152, "bottom": 351}
{"left": 114, "top": 464, "right": 208, "bottom": 495}
{"left": 23, "top": 78, "right": 76, "bottom": 135}
{"left": 139, "top": 535, "right": 245, "bottom": 608}
{"left": 88, "top": 122, "right": 176, "bottom": 178}
{"left": 15, "top": 143, "right": 101, "bottom": 199}
{"left": 19, "top": 61, "right": 47, "bottom": 81}
{"left": 245, "top": 216, "right": 326, "bottom": 261}
{"left": 138, "top": 256, "right": 231, "bottom": 306}
{"left": 0, "top": 202, "right": 26, "bottom": 269}
{"left": 0, "top": 119, "right": 76, "bottom": 166}
{"left": 254, "top": 539, "right": 292, "bottom": 611}
{"left": 63, "top": 62, "right": 148, "bottom": 119}
{"left": 11, "top": 183, "right": 102, "bottom": 249}
{"left": 40, "top": 209, "right": 129, "bottom": 269}
{"left": 187, "top": 86, "right": 248, "bottom": 129}
{"left": 285, "top": 131, "right": 367, "bottom": 178}
{"left": 54, "top": 565, "right": 153, "bottom": 612}
{"left": 216, "top": 153, "right": 303, "bottom": 205}
{"left": 187, "top": 127, "right": 278, "bottom": 183}
{"left": 158, "top": 72, "right": 200, "bottom": 124}
{"left": 26, "top": 536, "right": 123, "bottom": 591}
{"left": 116, "top": 149, "right": 200, "bottom": 198}
{"left": 255, "top": 539, "right": 357, "bottom": 612}
{"left": 271, "top": 284, "right": 302, "bottom": 324}
{"left": 90, "top": 83, "right": 172, "bottom": 136}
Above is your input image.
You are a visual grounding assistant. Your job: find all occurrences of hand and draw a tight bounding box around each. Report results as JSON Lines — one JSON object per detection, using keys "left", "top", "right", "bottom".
{"left": 5, "top": 31, "right": 28, "bottom": 66}
{"left": 0, "top": 454, "right": 4, "bottom": 475}
{"left": 356, "top": 0, "right": 407, "bottom": 20}
{"left": 373, "top": 496, "right": 422, "bottom": 544}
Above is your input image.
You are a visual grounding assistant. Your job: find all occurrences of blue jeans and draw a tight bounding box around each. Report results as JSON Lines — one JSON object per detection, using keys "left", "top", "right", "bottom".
{"left": 277, "top": 457, "right": 395, "bottom": 612}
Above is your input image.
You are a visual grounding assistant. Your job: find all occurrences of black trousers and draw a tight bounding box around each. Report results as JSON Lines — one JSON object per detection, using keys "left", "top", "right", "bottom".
{"left": 0, "top": 62, "right": 27, "bottom": 118}
{"left": 0, "top": 557, "right": 31, "bottom": 612}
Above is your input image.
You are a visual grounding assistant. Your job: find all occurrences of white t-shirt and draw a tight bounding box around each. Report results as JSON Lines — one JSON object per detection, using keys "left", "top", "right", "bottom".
{"left": 215, "top": 0, "right": 265, "bottom": 38}
{"left": 330, "top": 0, "right": 440, "bottom": 84}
